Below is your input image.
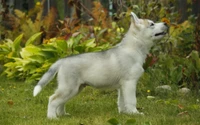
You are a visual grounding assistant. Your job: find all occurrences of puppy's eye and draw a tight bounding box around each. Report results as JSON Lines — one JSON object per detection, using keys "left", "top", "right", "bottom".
{"left": 150, "top": 23, "right": 154, "bottom": 26}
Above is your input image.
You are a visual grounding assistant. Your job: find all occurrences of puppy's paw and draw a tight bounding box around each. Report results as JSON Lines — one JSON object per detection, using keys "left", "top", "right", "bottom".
{"left": 47, "top": 113, "right": 58, "bottom": 119}
{"left": 47, "top": 116, "right": 59, "bottom": 120}
{"left": 122, "top": 108, "right": 144, "bottom": 115}
{"left": 63, "top": 113, "right": 71, "bottom": 116}
{"left": 137, "top": 112, "right": 144, "bottom": 115}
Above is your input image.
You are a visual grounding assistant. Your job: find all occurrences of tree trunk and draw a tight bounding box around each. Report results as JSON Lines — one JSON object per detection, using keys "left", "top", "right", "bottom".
{"left": 28, "top": 0, "right": 34, "bottom": 10}
{"left": 14, "top": 0, "right": 23, "bottom": 10}
{"left": 64, "top": 0, "right": 72, "bottom": 17}
{"left": 42, "top": 0, "right": 57, "bottom": 16}
{"left": 82, "top": 0, "right": 92, "bottom": 20}
{"left": 193, "top": 0, "right": 200, "bottom": 51}
{"left": 177, "top": 0, "right": 188, "bottom": 23}
{"left": 192, "top": 0, "right": 200, "bottom": 16}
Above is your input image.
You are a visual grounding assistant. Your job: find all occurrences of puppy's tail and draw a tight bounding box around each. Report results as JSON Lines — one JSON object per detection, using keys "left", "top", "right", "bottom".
{"left": 33, "top": 59, "right": 63, "bottom": 97}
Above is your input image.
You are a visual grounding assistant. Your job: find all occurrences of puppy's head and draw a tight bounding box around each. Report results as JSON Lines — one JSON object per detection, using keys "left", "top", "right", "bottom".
{"left": 129, "top": 12, "right": 168, "bottom": 41}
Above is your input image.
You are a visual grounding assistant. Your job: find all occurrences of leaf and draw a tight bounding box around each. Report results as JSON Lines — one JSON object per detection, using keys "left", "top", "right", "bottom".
{"left": 107, "top": 118, "right": 121, "bottom": 125}
{"left": 13, "top": 34, "right": 23, "bottom": 52}
{"left": 3, "top": 61, "right": 18, "bottom": 78}
{"left": 84, "top": 38, "right": 96, "bottom": 48}
{"left": 97, "top": 28, "right": 107, "bottom": 38}
{"left": 28, "top": 55, "right": 45, "bottom": 64}
{"left": 190, "top": 104, "right": 199, "bottom": 110}
{"left": 14, "top": 9, "right": 25, "bottom": 18}
{"left": 190, "top": 51, "right": 199, "bottom": 60}
{"left": 25, "top": 32, "right": 42, "bottom": 46}
{"left": 144, "top": 121, "right": 152, "bottom": 125}
{"left": 56, "top": 40, "right": 68, "bottom": 53}
{"left": 170, "top": 65, "right": 183, "bottom": 83}
{"left": 40, "top": 44, "right": 58, "bottom": 58}
{"left": 20, "top": 45, "right": 41, "bottom": 59}
{"left": 23, "top": 63, "right": 38, "bottom": 72}
{"left": 0, "top": 39, "right": 13, "bottom": 53}
{"left": 177, "top": 111, "right": 189, "bottom": 117}
{"left": 74, "top": 46, "right": 84, "bottom": 53}
{"left": 40, "top": 51, "right": 57, "bottom": 59}
{"left": 190, "top": 51, "right": 200, "bottom": 70}
{"left": 42, "top": 44, "right": 57, "bottom": 52}
{"left": 125, "top": 119, "right": 137, "bottom": 125}
{"left": 7, "top": 100, "right": 14, "bottom": 106}
{"left": 73, "top": 34, "right": 83, "bottom": 46}
{"left": 178, "top": 104, "right": 184, "bottom": 110}
{"left": 67, "top": 38, "right": 75, "bottom": 48}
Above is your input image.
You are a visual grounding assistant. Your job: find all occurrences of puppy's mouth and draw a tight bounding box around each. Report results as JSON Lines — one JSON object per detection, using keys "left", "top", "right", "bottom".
{"left": 155, "top": 31, "right": 167, "bottom": 36}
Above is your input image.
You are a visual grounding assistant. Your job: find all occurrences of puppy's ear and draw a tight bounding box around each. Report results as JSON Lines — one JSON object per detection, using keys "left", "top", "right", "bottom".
{"left": 131, "top": 12, "right": 140, "bottom": 25}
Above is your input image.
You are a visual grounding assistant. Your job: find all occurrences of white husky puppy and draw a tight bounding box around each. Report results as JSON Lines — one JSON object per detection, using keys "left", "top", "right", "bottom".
{"left": 33, "top": 12, "right": 168, "bottom": 119}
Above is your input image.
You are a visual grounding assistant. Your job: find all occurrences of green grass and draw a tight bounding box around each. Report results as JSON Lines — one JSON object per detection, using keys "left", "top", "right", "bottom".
{"left": 0, "top": 79, "right": 200, "bottom": 125}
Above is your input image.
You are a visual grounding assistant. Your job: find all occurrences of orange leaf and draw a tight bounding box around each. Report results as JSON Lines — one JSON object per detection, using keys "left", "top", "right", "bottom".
{"left": 178, "top": 104, "right": 184, "bottom": 110}
{"left": 161, "top": 18, "right": 170, "bottom": 25}
{"left": 177, "top": 111, "right": 189, "bottom": 117}
{"left": 7, "top": 100, "right": 14, "bottom": 106}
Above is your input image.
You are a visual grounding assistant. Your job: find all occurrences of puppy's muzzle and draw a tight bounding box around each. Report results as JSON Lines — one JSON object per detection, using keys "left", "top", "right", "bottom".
{"left": 156, "top": 22, "right": 169, "bottom": 36}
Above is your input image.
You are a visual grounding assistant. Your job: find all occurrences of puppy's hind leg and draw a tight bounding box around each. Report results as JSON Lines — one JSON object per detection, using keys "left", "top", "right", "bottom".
{"left": 56, "top": 103, "right": 69, "bottom": 117}
{"left": 47, "top": 92, "right": 61, "bottom": 119}
{"left": 57, "top": 85, "right": 87, "bottom": 116}
{"left": 117, "top": 88, "right": 125, "bottom": 113}
{"left": 47, "top": 84, "right": 80, "bottom": 119}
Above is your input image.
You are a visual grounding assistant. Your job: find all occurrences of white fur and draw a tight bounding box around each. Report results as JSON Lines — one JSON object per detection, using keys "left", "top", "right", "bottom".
{"left": 33, "top": 85, "right": 42, "bottom": 97}
{"left": 33, "top": 12, "right": 168, "bottom": 119}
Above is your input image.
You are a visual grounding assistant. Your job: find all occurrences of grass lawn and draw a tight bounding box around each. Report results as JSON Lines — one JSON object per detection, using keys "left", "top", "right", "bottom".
{"left": 0, "top": 79, "right": 200, "bottom": 125}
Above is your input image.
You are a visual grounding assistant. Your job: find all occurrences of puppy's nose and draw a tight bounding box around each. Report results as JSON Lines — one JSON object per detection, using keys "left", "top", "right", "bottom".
{"left": 164, "top": 22, "right": 168, "bottom": 27}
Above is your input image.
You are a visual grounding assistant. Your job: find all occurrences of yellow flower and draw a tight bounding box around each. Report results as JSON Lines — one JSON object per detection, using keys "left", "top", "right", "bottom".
{"left": 116, "top": 28, "right": 120, "bottom": 32}
{"left": 116, "top": 27, "right": 124, "bottom": 33}
{"left": 107, "top": 28, "right": 112, "bottom": 33}
{"left": 97, "top": 27, "right": 101, "bottom": 31}
{"left": 120, "top": 28, "right": 124, "bottom": 33}
{"left": 147, "top": 90, "right": 151, "bottom": 93}
{"left": 94, "top": 26, "right": 101, "bottom": 32}
{"left": 36, "top": 2, "right": 41, "bottom": 6}
{"left": 43, "top": 39, "right": 50, "bottom": 44}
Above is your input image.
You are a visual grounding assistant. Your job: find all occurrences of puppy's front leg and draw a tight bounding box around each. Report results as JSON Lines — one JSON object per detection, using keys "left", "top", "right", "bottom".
{"left": 121, "top": 80, "right": 142, "bottom": 114}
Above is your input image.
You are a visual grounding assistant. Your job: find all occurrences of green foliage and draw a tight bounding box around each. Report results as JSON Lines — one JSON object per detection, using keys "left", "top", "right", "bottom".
{"left": 1, "top": 4, "right": 59, "bottom": 45}
{"left": 108, "top": 118, "right": 121, "bottom": 125}
{"left": 125, "top": 119, "right": 137, "bottom": 125}
{"left": 142, "top": 50, "right": 200, "bottom": 90}
{"left": 167, "top": 20, "right": 196, "bottom": 56}
{"left": 6, "top": 9, "right": 42, "bottom": 42}
{"left": 26, "top": 32, "right": 42, "bottom": 46}
{"left": 0, "top": 34, "right": 23, "bottom": 63}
